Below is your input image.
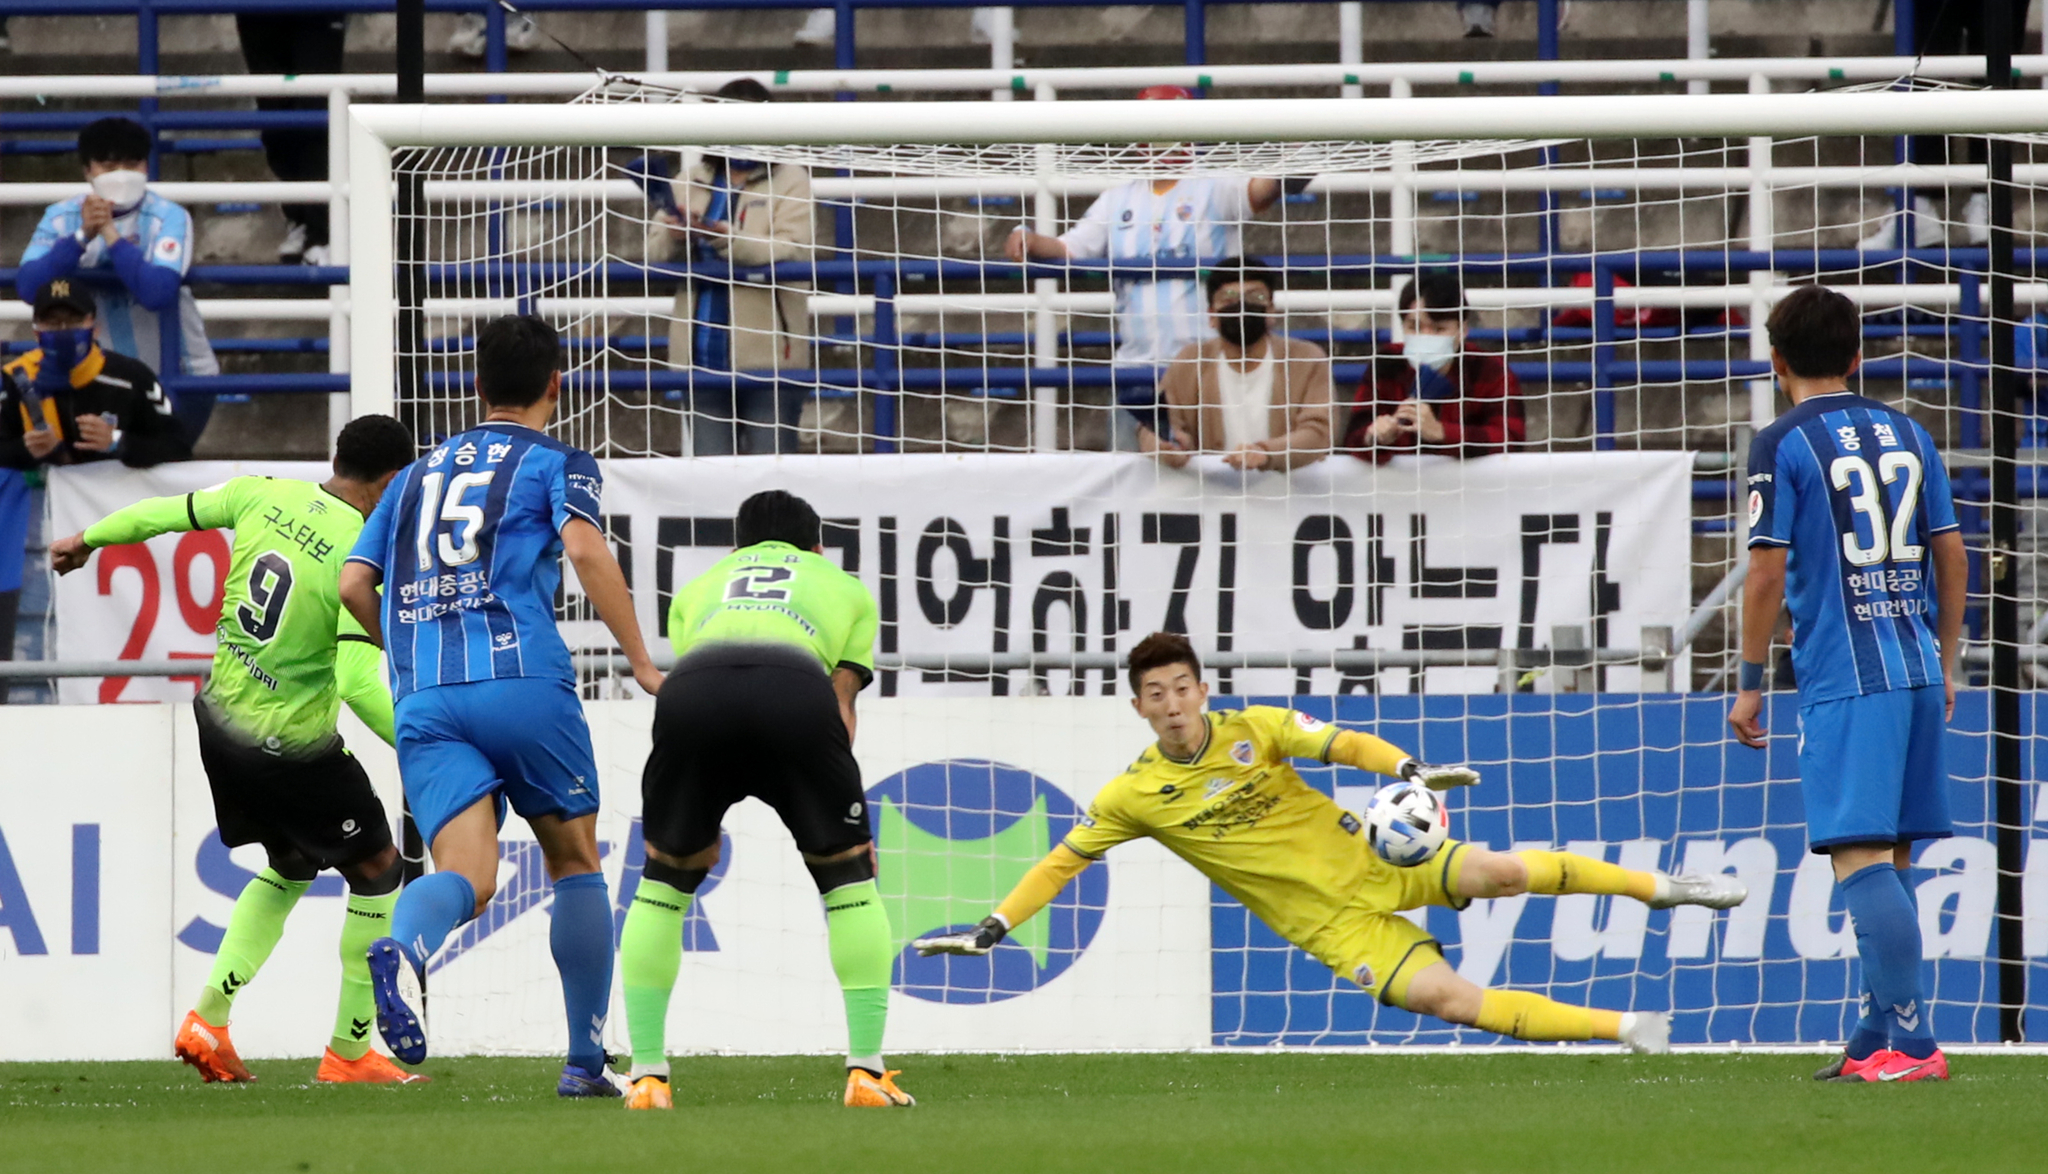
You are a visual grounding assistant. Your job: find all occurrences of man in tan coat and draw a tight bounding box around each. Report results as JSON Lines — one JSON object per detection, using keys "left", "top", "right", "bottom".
{"left": 1143, "top": 259, "right": 1332, "bottom": 471}
{"left": 654, "top": 80, "right": 816, "bottom": 455}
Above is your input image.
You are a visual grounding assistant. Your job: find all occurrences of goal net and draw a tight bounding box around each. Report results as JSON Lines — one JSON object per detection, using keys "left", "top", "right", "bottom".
{"left": 346, "top": 81, "right": 2046, "bottom": 1053}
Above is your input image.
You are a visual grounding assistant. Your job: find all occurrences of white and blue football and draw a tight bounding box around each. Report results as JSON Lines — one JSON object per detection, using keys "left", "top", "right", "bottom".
{"left": 1362, "top": 782, "right": 1450, "bottom": 867}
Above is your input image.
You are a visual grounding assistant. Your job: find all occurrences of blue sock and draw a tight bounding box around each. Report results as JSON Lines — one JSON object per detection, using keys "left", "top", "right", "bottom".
{"left": 1838, "top": 862, "right": 1937, "bottom": 1059}
{"left": 389, "top": 871, "right": 477, "bottom": 973}
{"left": 550, "top": 871, "right": 614, "bottom": 1074}
{"left": 1846, "top": 987, "right": 1887, "bottom": 1061}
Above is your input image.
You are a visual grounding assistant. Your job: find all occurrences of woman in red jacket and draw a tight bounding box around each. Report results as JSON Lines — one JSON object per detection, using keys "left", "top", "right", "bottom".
{"left": 1341, "top": 272, "right": 1525, "bottom": 463}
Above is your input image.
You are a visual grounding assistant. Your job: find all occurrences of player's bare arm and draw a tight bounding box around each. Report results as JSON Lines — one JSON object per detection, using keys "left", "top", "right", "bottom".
{"left": 561, "top": 517, "right": 665, "bottom": 697}
{"left": 339, "top": 561, "right": 385, "bottom": 649}
{"left": 1729, "top": 545, "right": 1787, "bottom": 749}
{"left": 1932, "top": 529, "right": 1967, "bottom": 721}
{"left": 831, "top": 666, "right": 862, "bottom": 744}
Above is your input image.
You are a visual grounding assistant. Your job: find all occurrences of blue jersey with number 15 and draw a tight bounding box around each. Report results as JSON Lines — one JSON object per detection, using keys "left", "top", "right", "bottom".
{"left": 347, "top": 423, "right": 603, "bottom": 703}
{"left": 1746, "top": 391, "right": 1959, "bottom": 706}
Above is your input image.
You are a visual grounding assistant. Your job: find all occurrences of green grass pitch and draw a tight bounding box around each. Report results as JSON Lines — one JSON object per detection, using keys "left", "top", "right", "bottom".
{"left": 6, "top": 1053, "right": 2047, "bottom": 1174}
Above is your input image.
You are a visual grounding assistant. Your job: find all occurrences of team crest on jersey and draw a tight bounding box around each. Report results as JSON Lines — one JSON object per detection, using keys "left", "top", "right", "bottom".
{"left": 1120, "top": 209, "right": 1134, "bottom": 223}
{"left": 1747, "top": 489, "right": 1763, "bottom": 527}
{"left": 1175, "top": 204, "right": 1193, "bottom": 220}
{"left": 1230, "top": 739, "right": 1254, "bottom": 765}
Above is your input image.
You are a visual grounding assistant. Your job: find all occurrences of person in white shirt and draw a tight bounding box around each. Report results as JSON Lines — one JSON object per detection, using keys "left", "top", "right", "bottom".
{"left": 1003, "top": 86, "right": 1284, "bottom": 448}
{"left": 1145, "top": 259, "right": 1332, "bottom": 472}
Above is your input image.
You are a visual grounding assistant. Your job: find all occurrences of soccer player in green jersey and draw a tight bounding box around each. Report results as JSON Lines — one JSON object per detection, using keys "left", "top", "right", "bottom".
{"left": 47, "top": 415, "right": 425, "bottom": 1085}
{"left": 619, "top": 489, "right": 908, "bottom": 1111}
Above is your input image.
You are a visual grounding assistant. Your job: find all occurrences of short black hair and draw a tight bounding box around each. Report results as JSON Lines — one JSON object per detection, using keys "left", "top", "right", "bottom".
{"left": 716, "top": 77, "right": 773, "bottom": 103}
{"left": 79, "top": 117, "right": 151, "bottom": 167}
{"left": 474, "top": 315, "right": 561, "bottom": 408}
{"left": 1766, "top": 284, "right": 1861, "bottom": 379}
{"left": 1127, "top": 631, "right": 1202, "bottom": 694}
{"left": 735, "top": 489, "right": 821, "bottom": 550}
{"left": 333, "top": 414, "right": 415, "bottom": 481}
{"left": 1206, "top": 257, "right": 1282, "bottom": 304}
{"left": 1400, "top": 271, "right": 1466, "bottom": 322}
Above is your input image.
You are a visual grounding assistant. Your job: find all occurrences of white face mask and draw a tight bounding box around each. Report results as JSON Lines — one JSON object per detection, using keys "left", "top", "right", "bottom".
{"left": 1403, "top": 330, "right": 1459, "bottom": 370}
{"left": 89, "top": 169, "right": 149, "bottom": 211}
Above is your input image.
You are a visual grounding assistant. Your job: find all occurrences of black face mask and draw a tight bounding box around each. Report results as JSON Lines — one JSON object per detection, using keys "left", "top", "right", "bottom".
{"left": 1218, "top": 313, "right": 1268, "bottom": 349}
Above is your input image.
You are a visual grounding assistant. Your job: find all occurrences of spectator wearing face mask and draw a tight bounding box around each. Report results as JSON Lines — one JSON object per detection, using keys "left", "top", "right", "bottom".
{"left": 1145, "top": 259, "right": 1332, "bottom": 472}
{"left": 15, "top": 117, "right": 218, "bottom": 444}
{"left": 0, "top": 281, "right": 191, "bottom": 472}
{"left": 1341, "top": 272, "right": 1524, "bottom": 463}
{"left": 650, "top": 78, "right": 817, "bottom": 456}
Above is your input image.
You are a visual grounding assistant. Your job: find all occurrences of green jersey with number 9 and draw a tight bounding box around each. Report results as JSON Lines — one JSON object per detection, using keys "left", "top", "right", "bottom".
{"left": 82, "top": 475, "right": 394, "bottom": 757}
{"left": 667, "top": 540, "right": 878, "bottom": 683}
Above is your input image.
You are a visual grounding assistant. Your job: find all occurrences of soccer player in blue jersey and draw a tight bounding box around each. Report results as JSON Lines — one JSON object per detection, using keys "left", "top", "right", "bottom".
{"left": 1728, "top": 284, "right": 1968, "bottom": 1084}
{"left": 339, "top": 315, "right": 666, "bottom": 1096}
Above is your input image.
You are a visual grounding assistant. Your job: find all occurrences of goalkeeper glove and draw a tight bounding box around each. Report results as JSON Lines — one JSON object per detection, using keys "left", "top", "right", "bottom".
{"left": 1399, "top": 758, "right": 1481, "bottom": 790}
{"left": 913, "top": 915, "right": 1009, "bottom": 956}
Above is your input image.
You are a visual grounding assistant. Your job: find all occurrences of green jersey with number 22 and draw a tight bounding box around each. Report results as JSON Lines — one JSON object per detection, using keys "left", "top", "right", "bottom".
{"left": 84, "top": 475, "right": 393, "bottom": 757}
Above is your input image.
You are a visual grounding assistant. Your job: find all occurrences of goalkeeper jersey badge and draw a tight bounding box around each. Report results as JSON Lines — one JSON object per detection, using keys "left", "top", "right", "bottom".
{"left": 1230, "top": 740, "right": 1254, "bottom": 765}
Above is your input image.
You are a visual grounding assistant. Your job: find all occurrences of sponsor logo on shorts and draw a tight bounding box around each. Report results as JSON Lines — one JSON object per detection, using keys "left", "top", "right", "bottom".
{"left": 845, "top": 800, "right": 865, "bottom": 825}
{"left": 1338, "top": 811, "right": 1362, "bottom": 836}
{"left": 341, "top": 818, "right": 359, "bottom": 838}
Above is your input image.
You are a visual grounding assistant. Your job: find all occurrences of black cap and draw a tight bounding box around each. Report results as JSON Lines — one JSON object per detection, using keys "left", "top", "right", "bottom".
{"left": 33, "top": 279, "right": 96, "bottom": 321}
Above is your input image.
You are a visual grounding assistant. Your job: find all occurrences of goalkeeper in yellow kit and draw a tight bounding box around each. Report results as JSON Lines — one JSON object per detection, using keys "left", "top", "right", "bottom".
{"left": 917, "top": 632, "right": 1747, "bottom": 1048}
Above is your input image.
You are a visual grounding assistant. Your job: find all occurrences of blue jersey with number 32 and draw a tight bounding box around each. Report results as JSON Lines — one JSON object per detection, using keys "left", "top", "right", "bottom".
{"left": 1746, "top": 392, "right": 1959, "bottom": 705}
{"left": 347, "top": 423, "right": 603, "bottom": 702}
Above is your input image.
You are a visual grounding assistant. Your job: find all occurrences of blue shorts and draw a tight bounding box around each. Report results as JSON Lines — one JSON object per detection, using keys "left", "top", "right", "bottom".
{"left": 1796, "top": 685, "right": 1953, "bottom": 854}
{"left": 394, "top": 677, "right": 600, "bottom": 845}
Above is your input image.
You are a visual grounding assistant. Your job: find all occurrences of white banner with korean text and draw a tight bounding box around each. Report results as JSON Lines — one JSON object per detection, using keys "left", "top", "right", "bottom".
{"left": 49, "top": 451, "right": 1693, "bottom": 702}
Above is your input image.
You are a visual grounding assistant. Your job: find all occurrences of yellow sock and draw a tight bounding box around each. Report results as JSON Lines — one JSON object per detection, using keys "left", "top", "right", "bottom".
{"left": 1516, "top": 849, "right": 1657, "bottom": 902}
{"left": 1475, "top": 989, "right": 1621, "bottom": 1041}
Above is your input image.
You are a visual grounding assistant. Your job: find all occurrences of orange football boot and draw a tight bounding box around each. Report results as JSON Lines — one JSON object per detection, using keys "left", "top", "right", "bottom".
{"left": 844, "top": 1068, "right": 915, "bottom": 1107}
{"left": 174, "top": 1011, "right": 254, "bottom": 1083}
{"left": 315, "top": 1047, "right": 431, "bottom": 1084}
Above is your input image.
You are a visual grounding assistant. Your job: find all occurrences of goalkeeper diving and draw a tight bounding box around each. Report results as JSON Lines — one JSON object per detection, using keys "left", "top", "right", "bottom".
{"left": 917, "top": 632, "right": 1748, "bottom": 1049}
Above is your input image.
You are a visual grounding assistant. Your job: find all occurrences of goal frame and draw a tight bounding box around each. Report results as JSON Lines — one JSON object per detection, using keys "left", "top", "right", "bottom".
{"left": 344, "top": 87, "right": 2048, "bottom": 417}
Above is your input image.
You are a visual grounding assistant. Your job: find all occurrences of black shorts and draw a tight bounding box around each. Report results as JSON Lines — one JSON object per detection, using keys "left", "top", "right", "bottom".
{"left": 194, "top": 700, "right": 394, "bottom": 871}
{"left": 641, "top": 643, "right": 868, "bottom": 859}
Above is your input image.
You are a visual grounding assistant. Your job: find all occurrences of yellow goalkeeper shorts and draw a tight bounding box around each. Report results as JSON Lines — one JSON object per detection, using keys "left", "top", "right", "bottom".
{"left": 1297, "top": 839, "right": 1472, "bottom": 1007}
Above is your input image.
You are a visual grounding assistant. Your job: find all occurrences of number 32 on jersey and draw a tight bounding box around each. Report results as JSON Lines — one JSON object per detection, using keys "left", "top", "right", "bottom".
{"left": 1829, "top": 451, "right": 1923, "bottom": 567}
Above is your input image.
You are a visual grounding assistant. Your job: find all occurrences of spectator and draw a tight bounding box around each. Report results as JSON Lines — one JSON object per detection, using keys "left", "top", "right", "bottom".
{"left": 17, "top": 117, "right": 219, "bottom": 443}
{"left": 236, "top": 9, "right": 346, "bottom": 265}
{"left": 1341, "top": 272, "right": 1524, "bottom": 462}
{"left": 1004, "top": 86, "right": 1283, "bottom": 448}
{"left": 1861, "top": 0, "right": 2034, "bottom": 249}
{"left": 0, "top": 281, "right": 191, "bottom": 472}
{"left": 0, "top": 464, "right": 23, "bottom": 689}
{"left": 1460, "top": 2, "right": 1500, "bottom": 38}
{"left": 1145, "top": 259, "right": 1332, "bottom": 471}
{"left": 450, "top": 9, "right": 540, "bottom": 58}
{"left": 652, "top": 78, "right": 817, "bottom": 456}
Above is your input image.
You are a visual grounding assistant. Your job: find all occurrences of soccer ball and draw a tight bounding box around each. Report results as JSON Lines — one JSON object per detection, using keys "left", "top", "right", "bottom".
{"left": 1362, "top": 782, "right": 1450, "bottom": 867}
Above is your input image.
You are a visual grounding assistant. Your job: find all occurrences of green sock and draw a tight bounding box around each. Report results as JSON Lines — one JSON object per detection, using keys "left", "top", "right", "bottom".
{"left": 330, "top": 890, "right": 398, "bottom": 1060}
{"left": 194, "top": 868, "right": 310, "bottom": 1025}
{"left": 619, "top": 878, "right": 691, "bottom": 1072}
{"left": 824, "top": 880, "right": 894, "bottom": 1068}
